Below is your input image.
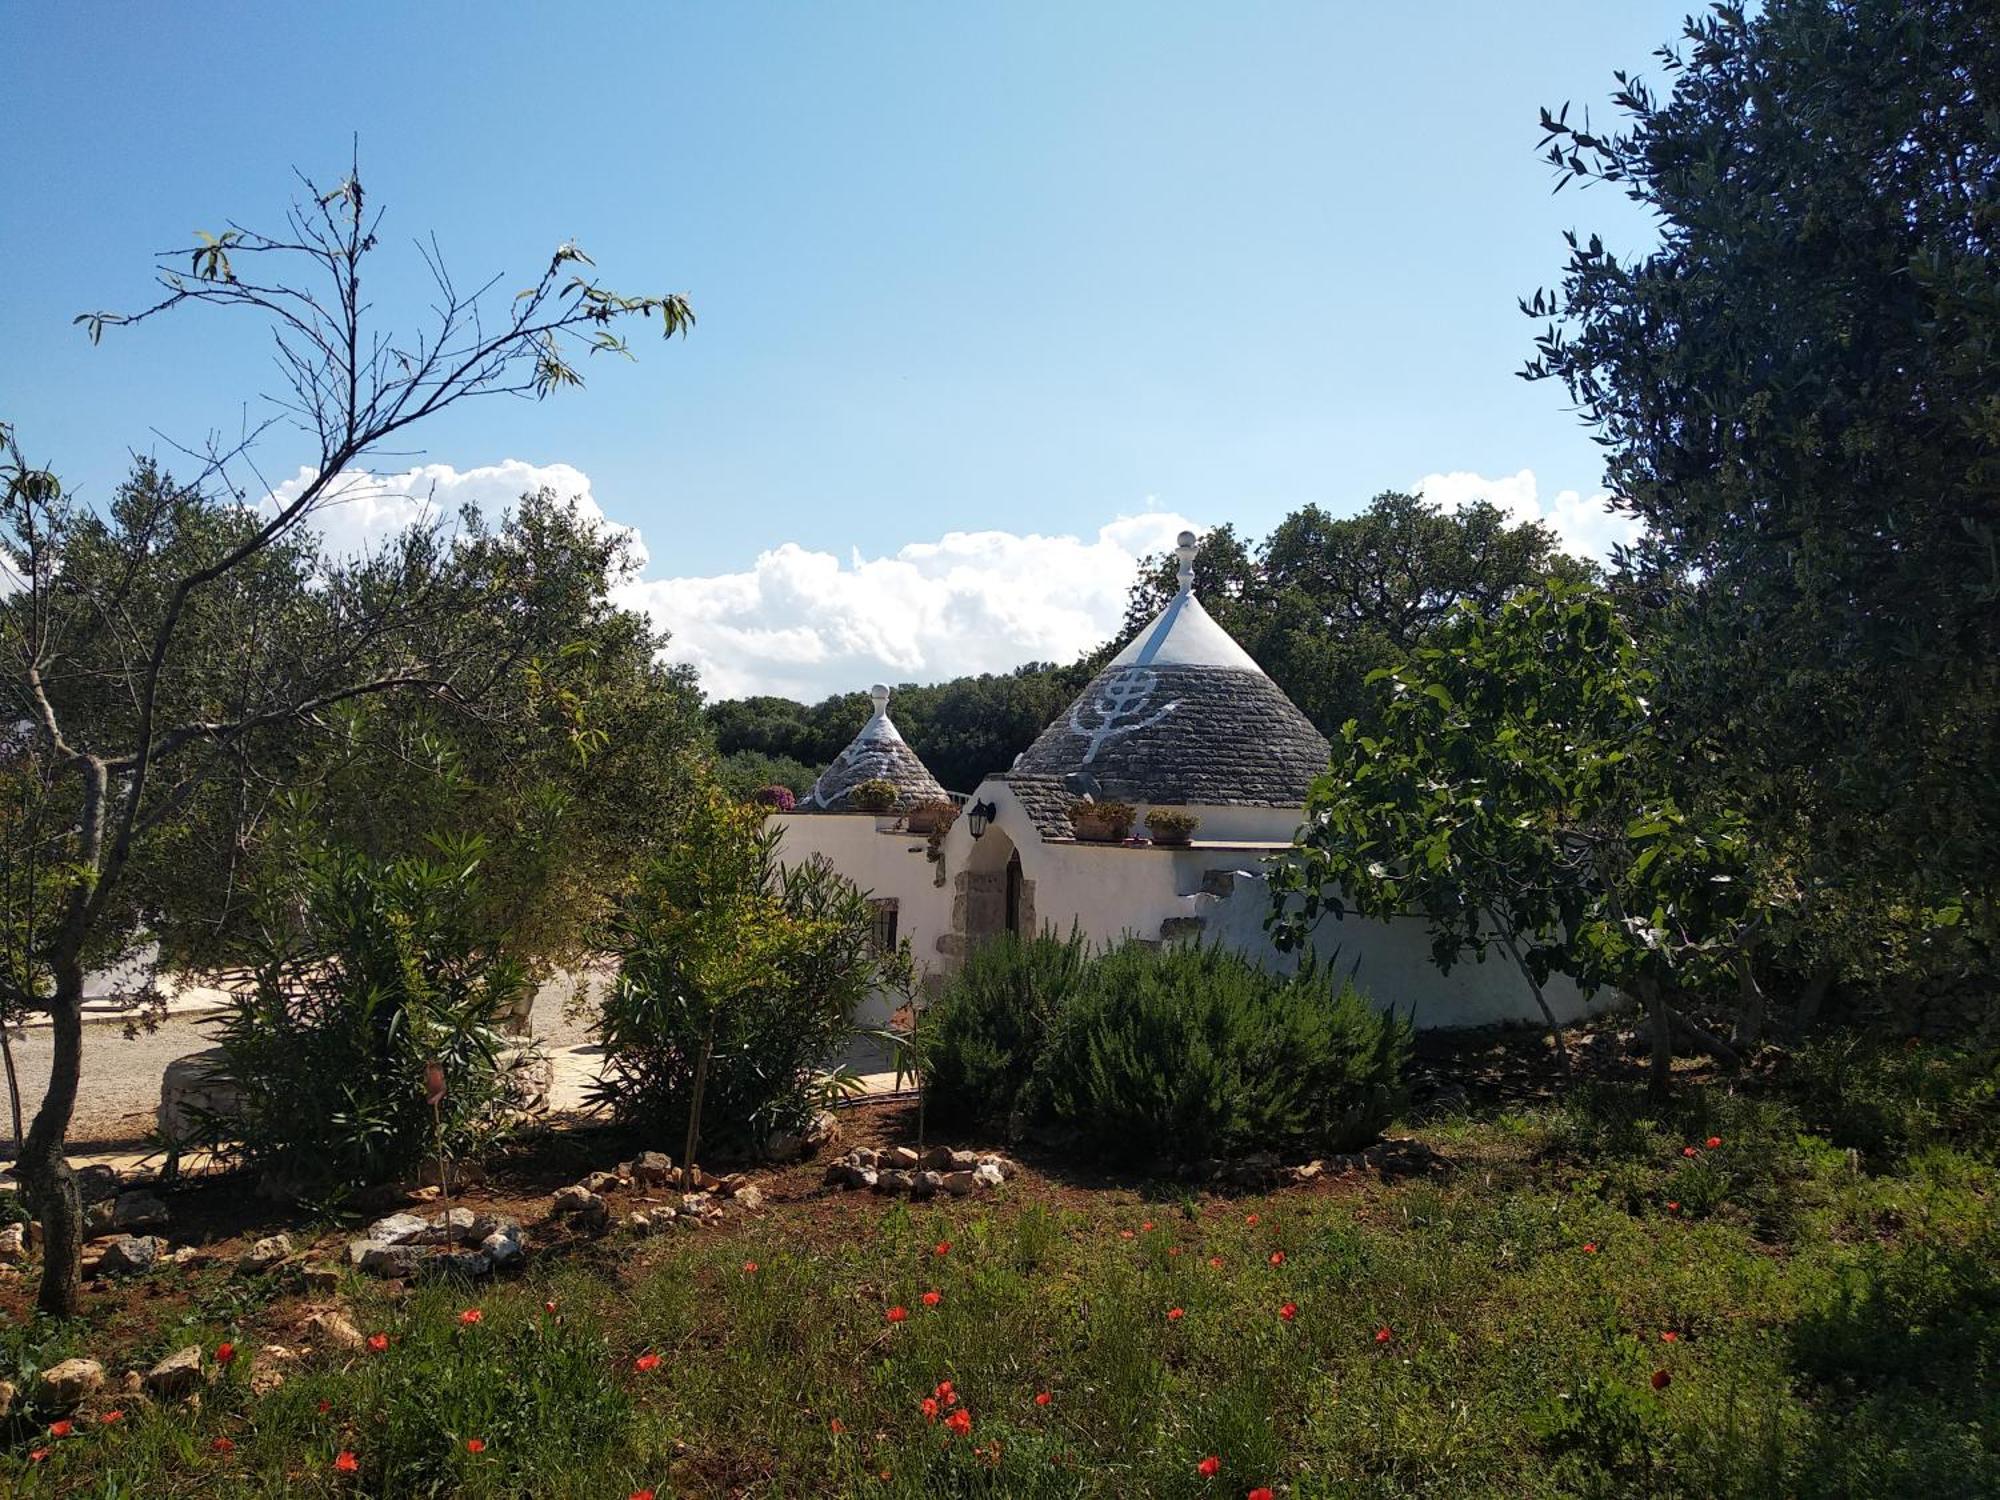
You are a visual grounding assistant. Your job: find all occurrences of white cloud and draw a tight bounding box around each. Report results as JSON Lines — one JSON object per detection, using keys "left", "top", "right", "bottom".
{"left": 624, "top": 513, "right": 1200, "bottom": 700}
{"left": 262, "top": 459, "right": 1193, "bottom": 701}
{"left": 263, "top": 459, "right": 635, "bottom": 562}
{"left": 1415, "top": 467, "right": 1641, "bottom": 561}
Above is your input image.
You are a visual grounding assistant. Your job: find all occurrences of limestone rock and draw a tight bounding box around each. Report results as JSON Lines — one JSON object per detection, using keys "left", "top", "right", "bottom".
{"left": 0, "top": 1221, "right": 27, "bottom": 1264}
{"left": 112, "top": 1190, "right": 170, "bottom": 1231}
{"left": 629, "top": 1151, "right": 675, "bottom": 1186}
{"left": 418, "top": 1249, "right": 491, "bottom": 1280}
{"left": 977, "top": 1154, "right": 1016, "bottom": 1180}
{"left": 40, "top": 1357, "right": 106, "bottom": 1405}
{"left": 419, "top": 1208, "right": 477, "bottom": 1245}
{"left": 950, "top": 1149, "right": 982, "bottom": 1171}
{"left": 158, "top": 1046, "right": 243, "bottom": 1149}
{"left": 581, "top": 1170, "right": 622, "bottom": 1195}
{"left": 733, "top": 1183, "right": 766, "bottom": 1211}
{"left": 876, "top": 1169, "right": 914, "bottom": 1196}
{"left": 0, "top": 1378, "right": 15, "bottom": 1417}
{"left": 84, "top": 1199, "right": 115, "bottom": 1235}
{"left": 306, "top": 1311, "right": 367, "bottom": 1351}
{"left": 918, "top": 1144, "right": 956, "bottom": 1171}
{"left": 248, "top": 1345, "right": 294, "bottom": 1396}
{"left": 356, "top": 1243, "right": 422, "bottom": 1278}
{"left": 240, "top": 1233, "right": 294, "bottom": 1272}
{"left": 302, "top": 1264, "right": 341, "bottom": 1293}
{"left": 551, "top": 1185, "right": 601, "bottom": 1216}
{"left": 480, "top": 1227, "right": 525, "bottom": 1268}
{"left": 883, "top": 1146, "right": 920, "bottom": 1171}
{"left": 766, "top": 1110, "right": 839, "bottom": 1162}
{"left": 364, "top": 1211, "right": 431, "bottom": 1245}
{"left": 143, "top": 1346, "right": 204, "bottom": 1400}
{"left": 941, "top": 1170, "right": 976, "bottom": 1197}
{"left": 849, "top": 1147, "right": 880, "bottom": 1170}
{"left": 973, "top": 1161, "right": 1006, "bottom": 1190}
{"left": 99, "top": 1234, "right": 165, "bottom": 1276}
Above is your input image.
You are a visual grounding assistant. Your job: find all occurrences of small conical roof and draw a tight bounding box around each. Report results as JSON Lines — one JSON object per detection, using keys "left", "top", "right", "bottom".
{"left": 799, "top": 685, "right": 950, "bottom": 812}
{"left": 1006, "top": 531, "right": 1328, "bottom": 819}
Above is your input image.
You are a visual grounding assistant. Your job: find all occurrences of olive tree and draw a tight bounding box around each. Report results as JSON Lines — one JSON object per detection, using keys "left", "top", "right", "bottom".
{"left": 0, "top": 162, "right": 690, "bottom": 1314}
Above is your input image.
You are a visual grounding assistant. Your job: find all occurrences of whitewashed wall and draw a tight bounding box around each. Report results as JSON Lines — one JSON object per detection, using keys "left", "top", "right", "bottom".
{"left": 769, "top": 812, "right": 951, "bottom": 1025}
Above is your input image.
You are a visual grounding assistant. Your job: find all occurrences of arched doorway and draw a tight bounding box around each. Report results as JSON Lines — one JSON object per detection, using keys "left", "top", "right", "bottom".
{"left": 948, "top": 822, "right": 1036, "bottom": 957}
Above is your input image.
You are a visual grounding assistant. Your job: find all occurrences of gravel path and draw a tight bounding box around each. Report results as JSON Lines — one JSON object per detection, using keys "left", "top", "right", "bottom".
{"left": 2, "top": 985, "right": 603, "bottom": 1155}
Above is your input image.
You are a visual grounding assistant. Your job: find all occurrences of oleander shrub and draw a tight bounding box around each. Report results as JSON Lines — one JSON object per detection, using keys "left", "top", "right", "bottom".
{"left": 206, "top": 833, "right": 535, "bottom": 1196}
{"left": 1035, "top": 943, "right": 1409, "bottom": 1165}
{"left": 593, "top": 785, "right": 902, "bottom": 1156}
{"left": 751, "top": 783, "right": 797, "bottom": 812}
{"left": 920, "top": 928, "right": 1090, "bottom": 1132}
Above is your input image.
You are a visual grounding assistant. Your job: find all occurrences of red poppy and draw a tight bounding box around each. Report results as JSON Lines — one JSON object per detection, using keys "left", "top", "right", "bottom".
{"left": 921, "top": 1289, "right": 942, "bottom": 1306}
{"left": 1249, "top": 1490, "right": 1275, "bottom": 1500}
{"left": 1208, "top": 1256, "right": 1224, "bottom": 1269}
{"left": 934, "top": 1241, "right": 951, "bottom": 1257}
{"left": 1141, "top": 1221, "right": 1155, "bottom": 1231}
{"left": 29, "top": 1448, "right": 51, "bottom": 1463}
{"left": 1279, "top": 1301, "right": 1298, "bottom": 1322}
{"left": 544, "top": 1299, "right": 559, "bottom": 1315}
{"left": 215, "top": 1341, "right": 236, "bottom": 1365}
{"left": 1660, "top": 1331, "right": 1679, "bottom": 1343}
{"left": 1651, "top": 1369, "right": 1672, "bottom": 1390}
{"left": 1169, "top": 1246, "right": 1183, "bottom": 1256}
{"left": 631, "top": 1492, "right": 656, "bottom": 1500}
{"left": 1582, "top": 1242, "right": 1598, "bottom": 1254}
{"left": 634, "top": 1352, "right": 662, "bottom": 1373}
{"left": 742, "top": 1259, "right": 759, "bottom": 1274}
{"left": 1269, "top": 1251, "right": 1285, "bottom": 1267}
{"left": 99, "top": 1410, "right": 124, "bottom": 1425}
{"left": 1681, "top": 1146, "right": 1699, "bottom": 1158}
{"left": 1119, "top": 1230, "right": 1135, "bottom": 1241}
{"left": 1035, "top": 1391, "right": 1052, "bottom": 1407}
{"left": 334, "top": 1450, "right": 359, "bottom": 1473}
{"left": 459, "top": 1308, "right": 483, "bottom": 1325}
{"left": 1245, "top": 1213, "right": 1259, "bottom": 1225}
{"left": 48, "top": 1420, "right": 73, "bottom": 1438}
{"left": 830, "top": 1418, "right": 846, "bottom": 1434}
{"left": 212, "top": 1436, "right": 236, "bottom": 1453}
{"left": 367, "top": 1333, "right": 389, "bottom": 1353}
{"left": 936, "top": 1380, "right": 957, "bottom": 1405}
{"left": 886, "top": 1305, "right": 908, "bottom": 1323}
{"left": 1167, "top": 1307, "right": 1185, "bottom": 1322}
{"left": 920, "top": 1397, "right": 940, "bottom": 1422}
{"left": 1198, "top": 1454, "right": 1222, "bottom": 1477}
{"left": 1666, "top": 1201, "right": 1681, "bottom": 1213}
{"left": 465, "top": 1438, "right": 486, "bottom": 1453}
{"left": 317, "top": 1400, "right": 333, "bottom": 1415}
{"left": 945, "top": 1408, "right": 972, "bottom": 1436}
{"left": 1375, "top": 1326, "right": 1393, "bottom": 1344}
{"left": 1706, "top": 1136, "right": 1722, "bottom": 1149}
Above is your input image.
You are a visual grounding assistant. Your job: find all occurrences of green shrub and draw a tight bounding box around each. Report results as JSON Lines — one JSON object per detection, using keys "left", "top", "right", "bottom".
{"left": 593, "top": 786, "right": 900, "bottom": 1157}
{"left": 1036, "top": 943, "right": 1409, "bottom": 1165}
{"left": 918, "top": 928, "right": 1090, "bottom": 1132}
{"left": 1779, "top": 1033, "right": 2000, "bottom": 1166}
{"left": 206, "top": 834, "right": 534, "bottom": 1196}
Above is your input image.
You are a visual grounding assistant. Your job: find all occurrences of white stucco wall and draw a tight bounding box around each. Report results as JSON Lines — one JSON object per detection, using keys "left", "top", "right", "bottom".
{"left": 926, "top": 779, "right": 1606, "bottom": 1031}
{"left": 769, "top": 811, "right": 952, "bottom": 1024}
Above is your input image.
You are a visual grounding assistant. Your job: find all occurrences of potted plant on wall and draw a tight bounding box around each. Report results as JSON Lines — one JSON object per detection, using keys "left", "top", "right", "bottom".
{"left": 905, "top": 797, "right": 956, "bottom": 835}
{"left": 849, "top": 778, "right": 899, "bottom": 815}
{"left": 1067, "top": 799, "right": 1136, "bottom": 843}
{"left": 1144, "top": 808, "right": 1200, "bottom": 846}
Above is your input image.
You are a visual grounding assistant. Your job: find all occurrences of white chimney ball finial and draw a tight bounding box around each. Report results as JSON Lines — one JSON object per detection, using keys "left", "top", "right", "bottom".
{"left": 1175, "top": 530, "right": 1199, "bottom": 590}
{"left": 1177, "top": 529, "right": 1197, "bottom": 550}
{"left": 870, "top": 684, "right": 890, "bottom": 712}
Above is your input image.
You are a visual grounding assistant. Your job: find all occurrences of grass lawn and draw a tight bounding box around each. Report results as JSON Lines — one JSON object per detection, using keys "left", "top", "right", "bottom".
{"left": 2, "top": 1036, "right": 1996, "bottom": 1497}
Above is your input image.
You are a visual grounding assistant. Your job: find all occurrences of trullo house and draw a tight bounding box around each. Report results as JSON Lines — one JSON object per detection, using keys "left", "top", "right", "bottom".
{"left": 770, "top": 532, "right": 1592, "bottom": 1029}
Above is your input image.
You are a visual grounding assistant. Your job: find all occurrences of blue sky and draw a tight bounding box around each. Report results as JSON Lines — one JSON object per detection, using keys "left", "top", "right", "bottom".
{"left": 3, "top": 2, "right": 1681, "bottom": 697}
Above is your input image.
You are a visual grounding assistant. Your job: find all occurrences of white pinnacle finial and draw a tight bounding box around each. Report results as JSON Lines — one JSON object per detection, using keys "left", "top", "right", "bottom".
{"left": 870, "top": 683, "right": 890, "bottom": 715}
{"left": 1175, "top": 530, "right": 1198, "bottom": 593}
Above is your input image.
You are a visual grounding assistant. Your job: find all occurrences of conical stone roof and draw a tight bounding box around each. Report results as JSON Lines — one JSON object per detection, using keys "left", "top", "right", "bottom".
{"left": 799, "top": 686, "right": 951, "bottom": 812}
{"left": 1005, "top": 532, "right": 1328, "bottom": 820}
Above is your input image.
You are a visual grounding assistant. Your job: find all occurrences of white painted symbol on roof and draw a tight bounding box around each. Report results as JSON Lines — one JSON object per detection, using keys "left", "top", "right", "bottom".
{"left": 1069, "top": 667, "right": 1180, "bottom": 764}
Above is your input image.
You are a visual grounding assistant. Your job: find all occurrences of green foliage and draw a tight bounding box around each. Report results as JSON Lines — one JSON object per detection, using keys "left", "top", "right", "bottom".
{"left": 919, "top": 929, "right": 1090, "bottom": 1132}
{"left": 1143, "top": 807, "right": 1200, "bottom": 838}
{"left": 715, "top": 747, "right": 818, "bottom": 801}
{"left": 592, "top": 784, "right": 903, "bottom": 1152}
{"left": 849, "top": 778, "right": 899, "bottom": 813}
{"left": 1525, "top": 0, "right": 2000, "bottom": 963}
{"left": 1035, "top": 944, "right": 1409, "bottom": 1165}
{"left": 1273, "top": 579, "right": 1764, "bottom": 1061}
{"left": 206, "top": 833, "right": 534, "bottom": 1196}
{"left": 5, "top": 1046, "right": 1999, "bottom": 1496}
{"left": 1123, "top": 494, "right": 1597, "bottom": 738}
